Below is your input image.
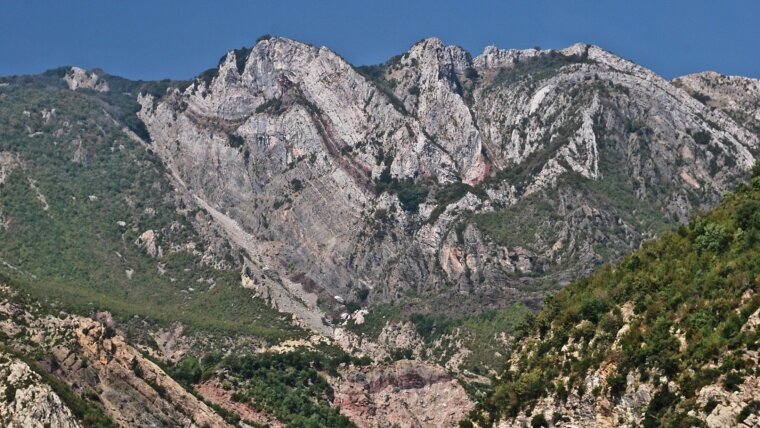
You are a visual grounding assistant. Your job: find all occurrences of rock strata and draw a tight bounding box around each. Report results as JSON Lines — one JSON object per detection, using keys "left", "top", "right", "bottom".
{"left": 139, "top": 36, "right": 759, "bottom": 330}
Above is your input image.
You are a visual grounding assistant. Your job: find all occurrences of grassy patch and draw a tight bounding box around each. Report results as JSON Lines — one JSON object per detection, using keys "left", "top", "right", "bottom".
{"left": 0, "top": 83, "right": 302, "bottom": 341}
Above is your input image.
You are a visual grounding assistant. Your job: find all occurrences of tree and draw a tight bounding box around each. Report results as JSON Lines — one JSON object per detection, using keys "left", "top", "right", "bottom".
{"left": 172, "top": 356, "right": 202, "bottom": 385}
{"left": 694, "top": 221, "right": 729, "bottom": 253}
{"left": 531, "top": 413, "right": 548, "bottom": 428}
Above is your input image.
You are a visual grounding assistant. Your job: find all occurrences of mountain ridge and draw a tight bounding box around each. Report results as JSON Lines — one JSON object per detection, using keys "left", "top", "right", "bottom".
{"left": 136, "top": 35, "right": 757, "bottom": 329}
{"left": 1, "top": 35, "right": 760, "bottom": 427}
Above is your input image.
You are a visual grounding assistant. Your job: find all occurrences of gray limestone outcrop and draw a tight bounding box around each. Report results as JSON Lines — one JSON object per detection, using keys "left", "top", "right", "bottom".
{"left": 139, "top": 37, "right": 759, "bottom": 329}
{"left": 0, "top": 354, "right": 82, "bottom": 428}
{"left": 63, "top": 67, "right": 110, "bottom": 92}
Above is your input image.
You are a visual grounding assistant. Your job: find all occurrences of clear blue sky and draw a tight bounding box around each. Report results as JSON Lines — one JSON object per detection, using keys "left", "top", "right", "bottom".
{"left": 2, "top": 0, "right": 759, "bottom": 81}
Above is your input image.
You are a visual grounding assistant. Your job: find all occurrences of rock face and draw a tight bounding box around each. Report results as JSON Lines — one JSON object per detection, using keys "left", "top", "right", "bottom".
{"left": 0, "top": 151, "right": 21, "bottom": 185}
{"left": 66, "top": 320, "right": 230, "bottom": 427}
{"left": 0, "top": 353, "right": 82, "bottom": 428}
{"left": 135, "top": 229, "right": 162, "bottom": 258}
{"left": 63, "top": 66, "right": 110, "bottom": 92}
{"left": 139, "top": 37, "right": 760, "bottom": 326}
{"left": 334, "top": 321, "right": 427, "bottom": 363}
{"left": 675, "top": 71, "right": 760, "bottom": 136}
{"left": 332, "top": 359, "right": 474, "bottom": 428}
{"left": 0, "top": 284, "right": 231, "bottom": 428}
{"left": 696, "top": 369, "right": 760, "bottom": 428}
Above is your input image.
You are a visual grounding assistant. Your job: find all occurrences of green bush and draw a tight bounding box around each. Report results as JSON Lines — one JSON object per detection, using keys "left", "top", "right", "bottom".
{"left": 531, "top": 413, "right": 548, "bottom": 428}
{"left": 735, "top": 200, "right": 760, "bottom": 230}
{"left": 737, "top": 401, "right": 759, "bottom": 423}
{"left": 607, "top": 373, "right": 627, "bottom": 400}
{"left": 703, "top": 399, "right": 718, "bottom": 414}
{"left": 643, "top": 385, "right": 677, "bottom": 428}
{"left": 723, "top": 371, "right": 744, "bottom": 392}
{"left": 290, "top": 179, "right": 304, "bottom": 192}
{"left": 694, "top": 221, "right": 730, "bottom": 253}
{"left": 579, "top": 296, "right": 608, "bottom": 323}
{"left": 4, "top": 384, "right": 15, "bottom": 403}
{"left": 171, "top": 356, "right": 202, "bottom": 386}
{"left": 691, "top": 130, "right": 712, "bottom": 145}
{"left": 396, "top": 180, "right": 428, "bottom": 212}
{"left": 227, "top": 134, "right": 245, "bottom": 149}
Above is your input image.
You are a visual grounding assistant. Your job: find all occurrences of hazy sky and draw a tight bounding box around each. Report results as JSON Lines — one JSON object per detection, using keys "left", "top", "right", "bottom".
{"left": 2, "top": 0, "right": 758, "bottom": 80}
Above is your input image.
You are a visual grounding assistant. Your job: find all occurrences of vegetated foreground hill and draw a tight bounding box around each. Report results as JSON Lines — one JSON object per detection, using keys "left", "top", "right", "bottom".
{"left": 466, "top": 166, "right": 760, "bottom": 427}
{"left": 0, "top": 273, "right": 473, "bottom": 428}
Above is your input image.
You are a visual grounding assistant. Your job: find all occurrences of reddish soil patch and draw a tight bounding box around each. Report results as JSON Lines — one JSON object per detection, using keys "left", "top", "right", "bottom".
{"left": 196, "top": 380, "right": 284, "bottom": 427}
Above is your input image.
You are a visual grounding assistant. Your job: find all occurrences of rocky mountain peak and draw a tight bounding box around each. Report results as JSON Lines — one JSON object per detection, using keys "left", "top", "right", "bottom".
{"left": 63, "top": 66, "right": 109, "bottom": 92}
{"left": 407, "top": 37, "right": 471, "bottom": 66}
{"left": 474, "top": 45, "right": 544, "bottom": 69}
{"left": 138, "top": 35, "right": 760, "bottom": 334}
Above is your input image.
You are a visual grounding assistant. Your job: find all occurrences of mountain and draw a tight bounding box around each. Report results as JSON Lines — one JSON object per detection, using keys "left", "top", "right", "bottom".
{"left": 139, "top": 37, "right": 757, "bottom": 327}
{"left": 0, "top": 36, "right": 759, "bottom": 427}
{"left": 467, "top": 166, "right": 760, "bottom": 427}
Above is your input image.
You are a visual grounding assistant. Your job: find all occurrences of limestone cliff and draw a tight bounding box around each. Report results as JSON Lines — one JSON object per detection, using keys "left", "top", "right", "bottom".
{"left": 139, "top": 37, "right": 759, "bottom": 329}
{"left": 675, "top": 71, "right": 760, "bottom": 136}
{"left": 0, "top": 353, "right": 82, "bottom": 428}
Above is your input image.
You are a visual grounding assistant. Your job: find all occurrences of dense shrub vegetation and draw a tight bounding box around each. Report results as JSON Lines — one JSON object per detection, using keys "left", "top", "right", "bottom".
{"left": 165, "top": 348, "right": 364, "bottom": 428}
{"left": 467, "top": 165, "right": 760, "bottom": 426}
{"left": 221, "top": 350, "right": 355, "bottom": 427}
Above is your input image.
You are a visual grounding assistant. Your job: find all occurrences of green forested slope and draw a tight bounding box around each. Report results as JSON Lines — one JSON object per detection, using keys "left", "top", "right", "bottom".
{"left": 0, "top": 79, "right": 301, "bottom": 340}
{"left": 467, "top": 166, "right": 760, "bottom": 427}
